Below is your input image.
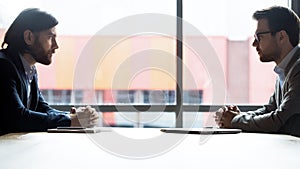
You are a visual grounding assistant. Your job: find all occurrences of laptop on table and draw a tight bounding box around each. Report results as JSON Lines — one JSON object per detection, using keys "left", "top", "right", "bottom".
{"left": 160, "top": 128, "right": 242, "bottom": 134}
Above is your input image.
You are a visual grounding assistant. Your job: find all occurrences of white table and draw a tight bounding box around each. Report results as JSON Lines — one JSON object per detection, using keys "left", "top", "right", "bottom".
{"left": 1, "top": 128, "right": 300, "bottom": 169}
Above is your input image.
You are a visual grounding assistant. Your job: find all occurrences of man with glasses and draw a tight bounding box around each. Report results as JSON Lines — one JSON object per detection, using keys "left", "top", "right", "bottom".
{"left": 215, "top": 6, "right": 300, "bottom": 136}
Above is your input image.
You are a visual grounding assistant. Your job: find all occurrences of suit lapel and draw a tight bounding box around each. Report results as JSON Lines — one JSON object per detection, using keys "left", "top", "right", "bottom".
{"left": 11, "top": 52, "right": 30, "bottom": 107}
{"left": 275, "top": 78, "right": 282, "bottom": 107}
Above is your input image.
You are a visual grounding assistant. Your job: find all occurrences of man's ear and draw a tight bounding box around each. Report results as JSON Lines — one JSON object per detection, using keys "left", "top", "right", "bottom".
{"left": 24, "top": 30, "right": 35, "bottom": 45}
{"left": 278, "top": 30, "right": 289, "bottom": 43}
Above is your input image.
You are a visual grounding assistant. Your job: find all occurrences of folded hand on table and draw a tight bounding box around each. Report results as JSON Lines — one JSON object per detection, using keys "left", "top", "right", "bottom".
{"left": 214, "top": 105, "right": 240, "bottom": 128}
{"left": 70, "top": 106, "right": 99, "bottom": 127}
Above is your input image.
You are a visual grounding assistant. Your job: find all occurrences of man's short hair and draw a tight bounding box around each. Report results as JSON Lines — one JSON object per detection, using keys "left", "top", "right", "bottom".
{"left": 253, "top": 6, "right": 300, "bottom": 47}
{"left": 1, "top": 8, "right": 58, "bottom": 53}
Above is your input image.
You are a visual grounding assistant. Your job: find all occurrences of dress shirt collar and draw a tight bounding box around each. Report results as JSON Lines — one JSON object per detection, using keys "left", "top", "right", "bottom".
{"left": 274, "top": 45, "right": 299, "bottom": 75}
{"left": 277, "top": 45, "right": 299, "bottom": 70}
{"left": 20, "top": 54, "right": 36, "bottom": 82}
{"left": 274, "top": 45, "right": 299, "bottom": 88}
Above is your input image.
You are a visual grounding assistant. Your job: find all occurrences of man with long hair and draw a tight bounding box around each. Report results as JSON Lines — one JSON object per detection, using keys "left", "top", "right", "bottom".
{"left": 0, "top": 8, "right": 98, "bottom": 135}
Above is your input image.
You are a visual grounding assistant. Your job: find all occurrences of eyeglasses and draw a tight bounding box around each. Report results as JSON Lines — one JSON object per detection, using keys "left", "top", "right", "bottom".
{"left": 254, "top": 31, "right": 273, "bottom": 42}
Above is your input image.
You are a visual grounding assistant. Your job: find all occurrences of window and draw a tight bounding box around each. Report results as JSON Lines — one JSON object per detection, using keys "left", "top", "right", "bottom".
{"left": 0, "top": 0, "right": 291, "bottom": 128}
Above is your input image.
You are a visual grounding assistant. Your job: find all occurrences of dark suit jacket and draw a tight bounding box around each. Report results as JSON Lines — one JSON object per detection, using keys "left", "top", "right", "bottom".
{"left": 0, "top": 49, "right": 70, "bottom": 135}
{"left": 232, "top": 47, "right": 300, "bottom": 137}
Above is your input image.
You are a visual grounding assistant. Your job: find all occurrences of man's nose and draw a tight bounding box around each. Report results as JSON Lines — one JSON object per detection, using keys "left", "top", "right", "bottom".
{"left": 52, "top": 39, "right": 59, "bottom": 50}
{"left": 252, "top": 39, "right": 258, "bottom": 47}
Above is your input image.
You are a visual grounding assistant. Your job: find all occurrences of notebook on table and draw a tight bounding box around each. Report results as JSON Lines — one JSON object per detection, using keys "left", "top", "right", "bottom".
{"left": 160, "top": 128, "right": 242, "bottom": 135}
{"left": 47, "top": 127, "right": 111, "bottom": 133}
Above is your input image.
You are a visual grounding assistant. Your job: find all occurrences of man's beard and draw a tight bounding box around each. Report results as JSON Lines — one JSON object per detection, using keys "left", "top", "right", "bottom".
{"left": 259, "top": 54, "right": 274, "bottom": 62}
{"left": 29, "top": 42, "right": 52, "bottom": 65}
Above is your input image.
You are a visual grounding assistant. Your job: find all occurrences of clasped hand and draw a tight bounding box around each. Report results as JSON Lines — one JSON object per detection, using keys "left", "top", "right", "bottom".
{"left": 214, "top": 105, "right": 240, "bottom": 128}
{"left": 70, "top": 106, "right": 99, "bottom": 128}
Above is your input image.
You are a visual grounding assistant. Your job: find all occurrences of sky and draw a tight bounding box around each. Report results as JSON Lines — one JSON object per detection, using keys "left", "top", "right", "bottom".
{"left": 0, "top": 0, "right": 290, "bottom": 40}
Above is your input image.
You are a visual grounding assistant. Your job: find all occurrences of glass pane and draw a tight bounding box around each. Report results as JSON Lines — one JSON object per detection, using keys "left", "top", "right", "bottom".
{"left": 102, "top": 112, "right": 175, "bottom": 128}
{"left": 103, "top": 111, "right": 217, "bottom": 128}
{"left": 183, "top": 0, "right": 289, "bottom": 105}
{"left": 183, "top": 112, "right": 215, "bottom": 128}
